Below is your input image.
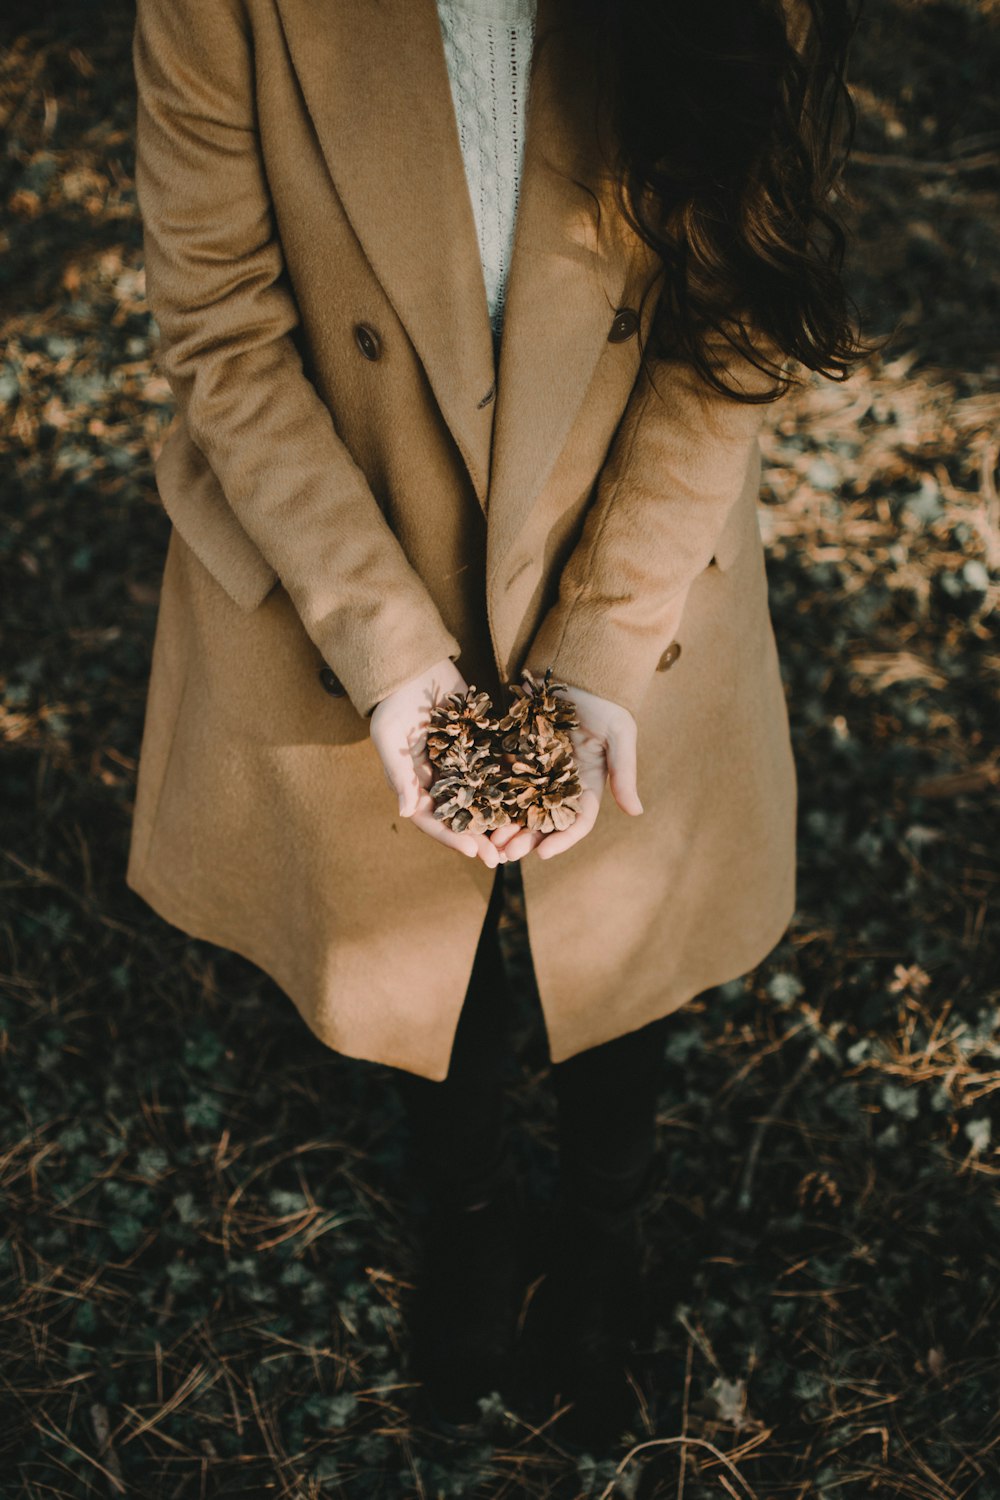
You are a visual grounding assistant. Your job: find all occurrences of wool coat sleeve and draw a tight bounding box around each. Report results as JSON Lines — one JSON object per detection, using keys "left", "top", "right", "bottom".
{"left": 132, "top": 0, "right": 462, "bottom": 719}
{"left": 520, "top": 342, "right": 787, "bottom": 720}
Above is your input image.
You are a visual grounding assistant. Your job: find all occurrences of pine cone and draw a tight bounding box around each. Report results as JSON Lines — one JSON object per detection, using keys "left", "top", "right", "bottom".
{"left": 425, "top": 685, "right": 509, "bottom": 835}
{"left": 425, "top": 670, "right": 584, "bottom": 837}
{"left": 495, "top": 668, "right": 583, "bottom": 834}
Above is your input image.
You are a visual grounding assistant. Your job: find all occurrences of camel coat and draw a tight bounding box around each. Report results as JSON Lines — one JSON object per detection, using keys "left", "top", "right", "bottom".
{"left": 126, "top": 0, "right": 798, "bottom": 1080}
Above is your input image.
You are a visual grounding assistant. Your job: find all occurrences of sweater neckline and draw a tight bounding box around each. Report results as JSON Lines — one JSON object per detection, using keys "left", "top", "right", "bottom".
{"left": 436, "top": 0, "right": 536, "bottom": 25}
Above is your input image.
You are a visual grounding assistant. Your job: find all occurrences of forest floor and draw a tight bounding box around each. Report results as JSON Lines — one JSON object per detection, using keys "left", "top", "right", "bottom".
{"left": 1, "top": 0, "right": 998, "bottom": 1495}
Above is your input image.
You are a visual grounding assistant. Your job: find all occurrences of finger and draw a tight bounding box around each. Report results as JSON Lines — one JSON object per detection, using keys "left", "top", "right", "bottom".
{"left": 412, "top": 750, "right": 436, "bottom": 793}
{"left": 535, "top": 790, "right": 600, "bottom": 859}
{"left": 386, "top": 758, "right": 422, "bottom": 817}
{"left": 503, "top": 827, "right": 545, "bottom": 861}
{"left": 606, "top": 725, "right": 643, "bottom": 816}
{"left": 488, "top": 821, "right": 524, "bottom": 850}
{"left": 405, "top": 716, "right": 431, "bottom": 762}
{"left": 372, "top": 727, "right": 423, "bottom": 816}
{"left": 403, "top": 733, "right": 441, "bottom": 814}
{"left": 408, "top": 804, "right": 481, "bottom": 858}
{"left": 467, "top": 827, "right": 506, "bottom": 867}
{"left": 409, "top": 804, "right": 505, "bottom": 866}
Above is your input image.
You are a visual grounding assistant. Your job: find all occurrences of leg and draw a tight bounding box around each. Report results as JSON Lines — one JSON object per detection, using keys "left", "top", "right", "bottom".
{"left": 392, "top": 864, "right": 511, "bottom": 1207}
{"left": 550, "top": 1012, "right": 672, "bottom": 1218}
{"left": 392, "top": 869, "right": 524, "bottom": 1430}
{"left": 523, "top": 1013, "right": 673, "bottom": 1445}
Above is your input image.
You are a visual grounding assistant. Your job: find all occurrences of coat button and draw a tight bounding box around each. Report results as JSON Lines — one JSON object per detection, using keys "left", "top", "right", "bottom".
{"left": 354, "top": 323, "right": 382, "bottom": 361}
{"left": 318, "top": 666, "right": 347, "bottom": 696}
{"left": 608, "top": 306, "right": 639, "bottom": 343}
{"left": 656, "top": 640, "right": 682, "bottom": 672}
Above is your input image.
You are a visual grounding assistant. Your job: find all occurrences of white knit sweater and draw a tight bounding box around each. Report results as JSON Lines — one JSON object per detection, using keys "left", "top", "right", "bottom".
{"left": 434, "top": 0, "right": 538, "bottom": 338}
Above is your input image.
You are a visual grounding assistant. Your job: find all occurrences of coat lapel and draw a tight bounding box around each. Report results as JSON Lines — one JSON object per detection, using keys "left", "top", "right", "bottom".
{"left": 485, "top": 0, "right": 636, "bottom": 588}
{"left": 273, "top": 0, "right": 639, "bottom": 564}
{"left": 274, "top": 0, "right": 497, "bottom": 510}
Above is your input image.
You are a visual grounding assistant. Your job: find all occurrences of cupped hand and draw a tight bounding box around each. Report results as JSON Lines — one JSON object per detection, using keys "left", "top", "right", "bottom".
{"left": 369, "top": 657, "right": 506, "bottom": 868}
{"left": 489, "top": 684, "right": 643, "bottom": 862}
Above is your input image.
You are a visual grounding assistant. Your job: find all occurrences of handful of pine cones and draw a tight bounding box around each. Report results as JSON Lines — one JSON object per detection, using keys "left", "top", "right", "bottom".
{"left": 425, "top": 668, "right": 583, "bottom": 836}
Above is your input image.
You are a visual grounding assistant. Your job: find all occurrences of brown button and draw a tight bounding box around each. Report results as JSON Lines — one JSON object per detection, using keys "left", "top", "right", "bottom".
{"left": 354, "top": 323, "right": 381, "bottom": 361}
{"left": 608, "top": 306, "right": 639, "bottom": 343}
{"left": 656, "top": 641, "right": 682, "bottom": 672}
{"left": 318, "top": 666, "right": 347, "bottom": 697}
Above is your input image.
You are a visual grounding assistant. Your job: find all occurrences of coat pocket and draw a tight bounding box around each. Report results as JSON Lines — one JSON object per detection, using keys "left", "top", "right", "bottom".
{"left": 152, "top": 422, "right": 279, "bottom": 612}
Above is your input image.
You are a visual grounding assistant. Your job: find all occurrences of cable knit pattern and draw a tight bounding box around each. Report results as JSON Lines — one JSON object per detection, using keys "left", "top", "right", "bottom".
{"left": 434, "top": 0, "right": 537, "bottom": 337}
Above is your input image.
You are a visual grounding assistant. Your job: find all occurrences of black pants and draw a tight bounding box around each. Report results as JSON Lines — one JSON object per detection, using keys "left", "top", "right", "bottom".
{"left": 393, "top": 866, "right": 672, "bottom": 1215}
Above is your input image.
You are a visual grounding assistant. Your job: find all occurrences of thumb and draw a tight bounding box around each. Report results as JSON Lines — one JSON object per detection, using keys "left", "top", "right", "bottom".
{"left": 395, "top": 767, "right": 422, "bottom": 817}
{"left": 382, "top": 751, "right": 422, "bottom": 816}
{"left": 606, "top": 725, "right": 643, "bottom": 816}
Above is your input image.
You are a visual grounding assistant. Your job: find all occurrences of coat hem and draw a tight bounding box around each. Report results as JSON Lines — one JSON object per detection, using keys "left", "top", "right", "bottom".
{"left": 125, "top": 854, "right": 796, "bottom": 1080}
{"left": 541, "top": 892, "right": 798, "bottom": 1064}
{"left": 122, "top": 861, "right": 444, "bottom": 1077}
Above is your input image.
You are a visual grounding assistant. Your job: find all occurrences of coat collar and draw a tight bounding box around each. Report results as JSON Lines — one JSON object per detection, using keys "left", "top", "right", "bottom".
{"left": 273, "top": 0, "right": 644, "bottom": 575}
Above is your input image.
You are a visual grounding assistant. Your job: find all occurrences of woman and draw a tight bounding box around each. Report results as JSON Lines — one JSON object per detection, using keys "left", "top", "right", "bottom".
{"left": 127, "top": 0, "right": 865, "bottom": 1446}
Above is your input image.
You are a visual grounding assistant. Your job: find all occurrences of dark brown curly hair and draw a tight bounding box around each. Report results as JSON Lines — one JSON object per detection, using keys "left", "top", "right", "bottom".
{"left": 570, "top": 0, "right": 873, "bottom": 401}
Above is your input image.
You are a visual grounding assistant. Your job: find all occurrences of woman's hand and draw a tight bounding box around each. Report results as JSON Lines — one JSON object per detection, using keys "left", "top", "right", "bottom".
{"left": 489, "top": 685, "right": 643, "bottom": 862}
{"left": 369, "top": 658, "right": 506, "bottom": 868}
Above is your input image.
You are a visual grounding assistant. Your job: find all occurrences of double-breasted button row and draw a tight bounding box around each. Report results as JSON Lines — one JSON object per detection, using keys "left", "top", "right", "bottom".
{"left": 318, "top": 665, "right": 347, "bottom": 697}
{"left": 352, "top": 321, "right": 492, "bottom": 408}
{"left": 355, "top": 310, "right": 636, "bottom": 360}
{"left": 608, "top": 306, "right": 639, "bottom": 343}
{"left": 656, "top": 641, "right": 682, "bottom": 672}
